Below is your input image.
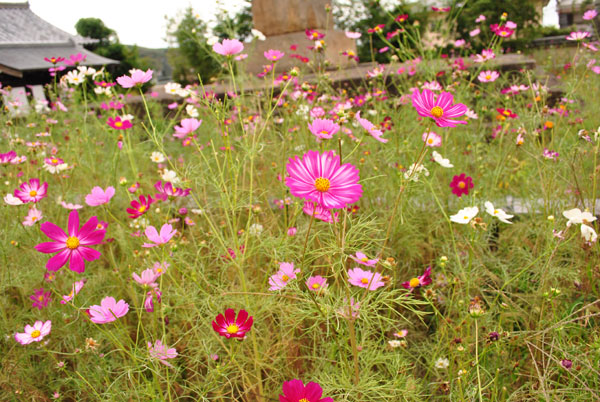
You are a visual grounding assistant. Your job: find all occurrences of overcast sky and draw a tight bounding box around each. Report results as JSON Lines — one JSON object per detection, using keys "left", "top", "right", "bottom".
{"left": 16, "top": 0, "right": 558, "bottom": 49}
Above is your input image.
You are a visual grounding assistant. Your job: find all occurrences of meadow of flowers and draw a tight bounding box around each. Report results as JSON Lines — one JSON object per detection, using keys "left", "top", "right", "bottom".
{"left": 1, "top": 9, "right": 600, "bottom": 402}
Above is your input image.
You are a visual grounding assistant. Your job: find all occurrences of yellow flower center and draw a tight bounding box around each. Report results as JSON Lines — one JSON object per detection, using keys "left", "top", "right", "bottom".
{"left": 30, "top": 330, "right": 41, "bottom": 338}
{"left": 320, "top": 130, "right": 329, "bottom": 135}
{"left": 431, "top": 106, "right": 443, "bottom": 118}
{"left": 38, "top": 295, "right": 44, "bottom": 301}
{"left": 360, "top": 257, "right": 369, "bottom": 262}
{"left": 281, "top": 275, "right": 290, "bottom": 282}
{"left": 31, "top": 216, "right": 38, "bottom": 222}
{"left": 226, "top": 324, "right": 239, "bottom": 334}
{"left": 458, "top": 181, "right": 466, "bottom": 189}
{"left": 300, "top": 399, "right": 310, "bottom": 402}
{"left": 115, "top": 121, "right": 123, "bottom": 128}
{"left": 503, "top": 110, "right": 510, "bottom": 116}
{"left": 272, "top": 55, "right": 278, "bottom": 60}
{"left": 138, "top": 205, "right": 146, "bottom": 213}
{"left": 463, "top": 215, "right": 469, "bottom": 220}
{"left": 409, "top": 277, "right": 420, "bottom": 288}
{"left": 494, "top": 209, "right": 499, "bottom": 214}
{"left": 311, "top": 283, "right": 320, "bottom": 289}
{"left": 485, "top": 75, "right": 491, "bottom": 80}
{"left": 428, "top": 138, "right": 434, "bottom": 144}
{"left": 66, "top": 236, "right": 79, "bottom": 250}
{"left": 361, "top": 278, "right": 369, "bottom": 284}
{"left": 51, "top": 159, "right": 58, "bottom": 163}
{"left": 29, "top": 190, "right": 37, "bottom": 197}
{"left": 314, "top": 177, "right": 330, "bottom": 192}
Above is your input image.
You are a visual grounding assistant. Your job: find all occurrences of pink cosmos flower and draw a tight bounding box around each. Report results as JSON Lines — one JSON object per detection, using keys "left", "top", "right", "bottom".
{"left": 148, "top": 340, "right": 178, "bottom": 367}
{"left": 212, "top": 308, "right": 253, "bottom": 339}
{"left": 347, "top": 267, "right": 385, "bottom": 290}
{"left": 337, "top": 297, "right": 360, "bottom": 320}
{"left": 345, "top": 31, "right": 361, "bottom": 39}
{"left": 269, "top": 262, "right": 300, "bottom": 291}
{"left": 287, "top": 227, "right": 297, "bottom": 236}
{"left": 411, "top": 89, "right": 468, "bottom": 127}
{"left": 449, "top": 173, "right": 473, "bottom": 197}
{"left": 308, "top": 118, "right": 340, "bottom": 140}
{"left": 475, "top": 14, "right": 486, "bottom": 23}
{"left": 478, "top": 70, "right": 499, "bottom": 83}
{"left": 306, "top": 275, "right": 328, "bottom": 292}
{"left": 401, "top": 266, "right": 432, "bottom": 289}
{"left": 133, "top": 268, "right": 159, "bottom": 286}
{"left": 116, "top": 69, "right": 153, "bottom": 88}
{"left": 213, "top": 39, "right": 244, "bottom": 56}
{"left": 302, "top": 201, "right": 339, "bottom": 223}
{"left": 85, "top": 186, "right": 115, "bottom": 206}
{"left": 14, "top": 178, "right": 48, "bottom": 203}
{"left": 107, "top": 116, "right": 132, "bottom": 130}
{"left": 264, "top": 49, "right": 285, "bottom": 62}
{"left": 154, "top": 181, "right": 191, "bottom": 199}
{"left": 473, "top": 49, "right": 495, "bottom": 63}
{"left": 61, "top": 201, "right": 83, "bottom": 210}
{"left": 23, "top": 207, "right": 43, "bottom": 226}
{"left": 30, "top": 288, "right": 51, "bottom": 309}
{"left": 144, "top": 286, "right": 161, "bottom": 312}
{"left": 349, "top": 251, "right": 378, "bottom": 267}
{"left": 422, "top": 131, "right": 442, "bottom": 147}
{"left": 566, "top": 31, "right": 591, "bottom": 41}
{"left": 583, "top": 9, "right": 598, "bottom": 20}
{"left": 173, "top": 118, "right": 202, "bottom": 138}
{"left": 88, "top": 297, "right": 129, "bottom": 324}
{"left": 127, "top": 195, "right": 154, "bottom": 219}
{"left": 278, "top": 379, "right": 333, "bottom": 402}
{"left": 63, "top": 53, "right": 86, "bottom": 66}
{"left": 355, "top": 112, "right": 388, "bottom": 143}
{"left": 15, "top": 320, "right": 51, "bottom": 345}
{"left": 60, "top": 280, "right": 85, "bottom": 304}
{"left": 286, "top": 150, "right": 362, "bottom": 210}
{"left": 470, "top": 28, "right": 481, "bottom": 37}
{"left": 142, "top": 223, "right": 177, "bottom": 248}
{"left": 35, "top": 210, "right": 106, "bottom": 273}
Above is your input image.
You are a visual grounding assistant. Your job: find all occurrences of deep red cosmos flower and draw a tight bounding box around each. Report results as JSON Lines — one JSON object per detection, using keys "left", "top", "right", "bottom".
{"left": 401, "top": 266, "right": 432, "bottom": 289}
{"left": 449, "top": 173, "right": 474, "bottom": 197}
{"left": 278, "top": 379, "right": 333, "bottom": 402}
{"left": 34, "top": 210, "right": 106, "bottom": 273}
{"left": 212, "top": 308, "right": 253, "bottom": 339}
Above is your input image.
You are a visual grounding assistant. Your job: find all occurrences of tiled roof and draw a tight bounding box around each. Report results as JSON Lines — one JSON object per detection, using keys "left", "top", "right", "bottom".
{"left": 0, "top": 2, "right": 91, "bottom": 45}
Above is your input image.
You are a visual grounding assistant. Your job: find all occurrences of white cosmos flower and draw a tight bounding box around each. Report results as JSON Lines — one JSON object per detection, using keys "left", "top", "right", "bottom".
{"left": 65, "top": 70, "right": 85, "bottom": 85}
{"left": 388, "top": 340, "right": 402, "bottom": 348}
{"left": 77, "top": 66, "right": 96, "bottom": 76}
{"left": 186, "top": 104, "right": 199, "bottom": 118}
{"left": 404, "top": 163, "right": 429, "bottom": 181}
{"left": 164, "top": 82, "right": 182, "bottom": 95}
{"left": 434, "top": 357, "right": 450, "bottom": 369}
{"left": 4, "top": 193, "right": 23, "bottom": 205}
{"left": 44, "top": 163, "right": 69, "bottom": 174}
{"left": 161, "top": 169, "right": 180, "bottom": 184}
{"left": 484, "top": 201, "right": 513, "bottom": 224}
{"left": 581, "top": 224, "right": 598, "bottom": 242}
{"left": 248, "top": 223, "right": 263, "bottom": 236}
{"left": 251, "top": 29, "right": 266, "bottom": 41}
{"left": 150, "top": 152, "right": 165, "bottom": 163}
{"left": 207, "top": 36, "right": 220, "bottom": 46}
{"left": 432, "top": 151, "right": 454, "bottom": 168}
{"left": 563, "top": 208, "right": 597, "bottom": 226}
{"left": 450, "top": 206, "right": 479, "bottom": 224}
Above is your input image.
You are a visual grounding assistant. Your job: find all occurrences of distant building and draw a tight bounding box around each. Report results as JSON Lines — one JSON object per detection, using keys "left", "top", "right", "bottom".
{"left": 557, "top": 0, "right": 598, "bottom": 28}
{"left": 0, "top": 1, "right": 118, "bottom": 87}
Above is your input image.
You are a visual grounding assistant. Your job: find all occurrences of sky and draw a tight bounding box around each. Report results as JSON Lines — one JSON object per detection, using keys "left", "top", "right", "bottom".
{"left": 13, "top": 0, "right": 559, "bottom": 49}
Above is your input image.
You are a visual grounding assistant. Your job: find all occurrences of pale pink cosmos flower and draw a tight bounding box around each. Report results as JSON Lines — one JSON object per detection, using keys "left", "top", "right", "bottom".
{"left": 61, "top": 201, "right": 83, "bottom": 210}
{"left": 174, "top": 118, "right": 202, "bottom": 139}
{"left": 505, "top": 21, "right": 517, "bottom": 29}
{"left": 4, "top": 193, "right": 23, "bottom": 205}
{"left": 337, "top": 297, "right": 360, "bottom": 319}
{"left": 473, "top": 49, "right": 495, "bottom": 63}
{"left": 345, "top": 31, "right": 362, "bottom": 39}
{"left": 422, "top": 80, "right": 443, "bottom": 91}
{"left": 269, "top": 262, "right": 300, "bottom": 291}
{"left": 60, "top": 280, "right": 86, "bottom": 304}
{"left": 475, "top": 14, "right": 486, "bottom": 23}
{"left": 348, "top": 267, "right": 386, "bottom": 290}
{"left": 133, "top": 268, "right": 160, "bottom": 286}
{"left": 15, "top": 320, "right": 51, "bottom": 345}
{"left": 148, "top": 340, "right": 178, "bottom": 366}
{"left": 355, "top": 111, "right": 388, "bottom": 143}
{"left": 478, "top": 70, "right": 499, "bottom": 83}
{"left": 583, "top": 9, "right": 598, "bottom": 20}
{"left": 422, "top": 131, "right": 442, "bottom": 147}
{"left": 302, "top": 201, "right": 339, "bottom": 223}
{"left": 287, "top": 227, "right": 297, "bottom": 236}
{"left": 566, "top": 31, "right": 591, "bottom": 41}
{"left": 23, "top": 207, "right": 43, "bottom": 226}
{"left": 349, "top": 251, "right": 379, "bottom": 267}
{"left": 264, "top": 49, "right": 284, "bottom": 62}
{"left": 85, "top": 186, "right": 115, "bottom": 206}
{"left": 116, "top": 69, "right": 153, "bottom": 88}
{"left": 142, "top": 224, "right": 177, "bottom": 248}
{"left": 308, "top": 118, "right": 340, "bottom": 140}
{"left": 88, "top": 297, "right": 129, "bottom": 324}
{"left": 213, "top": 39, "right": 244, "bottom": 56}
{"left": 470, "top": 28, "right": 481, "bottom": 37}
{"left": 306, "top": 275, "right": 328, "bottom": 292}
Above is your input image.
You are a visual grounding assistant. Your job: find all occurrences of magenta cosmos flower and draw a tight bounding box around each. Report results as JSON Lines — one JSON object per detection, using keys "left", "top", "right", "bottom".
{"left": 127, "top": 194, "right": 154, "bottom": 219}
{"left": 264, "top": 49, "right": 285, "bottom": 62}
{"left": 155, "top": 181, "right": 191, "bottom": 200}
{"left": 347, "top": 267, "right": 385, "bottom": 290}
{"left": 308, "top": 118, "right": 340, "bottom": 140}
{"left": 286, "top": 150, "right": 362, "bottom": 210}
{"left": 356, "top": 111, "right": 388, "bottom": 143}
{"left": 303, "top": 202, "right": 339, "bottom": 223}
{"left": 401, "top": 266, "right": 432, "bottom": 289}
{"left": 411, "top": 89, "right": 468, "bottom": 127}
{"left": 212, "top": 308, "right": 253, "bottom": 339}
{"left": 14, "top": 178, "right": 48, "bottom": 203}
{"left": 173, "top": 118, "right": 202, "bottom": 139}
{"left": 116, "top": 68, "right": 153, "bottom": 88}
{"left": 213, "top": 39, "right": 244, "bottom": 56}
{"left": 306, "top": 275, "right": 328, "bottom": 292}
{"left": 349, "top": 251, "right": 378, "bottom": 267}
{"left": 85, "top": 186, "right": 115, "bottom": 206}
{"left": 107, "top": 116, "right": 132, "bottom": 130}
{"left": 15, "top": 320, "right": 51, "bottom": 345}
{"left": 142, "top": 223, "right": 177, "bottom": 248}
{"left": 583, "top": 9, "right": 598, "bottom": 20}
{"left": 88, "top": 296, "right": 129, "bottom": 324}
{"left": 30, "top": 288, "right": 52, "bottom": 309}
{"left": 279, "top": 379, "right": 333, "bottom": 402}
{"left": 35, "top": 210, "right": 106, "bottom": 273}
{"left": 449, "top": 173, "right": 473, "bottom": 197}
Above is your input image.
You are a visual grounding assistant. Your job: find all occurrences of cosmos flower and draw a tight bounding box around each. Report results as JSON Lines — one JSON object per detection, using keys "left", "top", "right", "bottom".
{"left": 144, "top": 286, "right": 161, "bottom": 312}
{"left": 85, "top": 186, "right": 115, "bottom": 206}
{"left": 34, "top": 210, "right": 106, "bottom": 273}
{"left": 566, "top": 31, "right": 591, "bottom": 41}
{"left": 411, "top": 89, "right": 468, "bottom": 127}
{"left": 142, "top": 224, "right": 177, "bottom": 248}
{"left": 583, "top": 9, "right": 598, "bottom": 20}
{"left": 264, "top": 49, "right": 285, "bottom": 62}
{"left": 213, "top": 39, "right": 244, "bottom": 56}
{"left": 422, "top": 131, "right": 442, "bottom": 147}
{"left": 345, "top": 31, "right": 361, "bottom": 39}
{"left": 14, "top": 178, "right": 48, "bottom": 203}
{"left": 478, "top": 70, "right": 499, "bottom": 83}
{"left": 127, "top": 195, "right": 154, "bottom": 219}
{"left": 484, "top": 201, "right": 514, "bottom": 224}
{"left": 148, "top": 340, "right": 178, "bottom": 367}
{"left": 563, "top": 208, "right": 597, "bottom": 226}
{"left": 308, "top": 119, "right": 340, "bottom": 140}
{"left": 88, "top": 297, "right": 129, "bottom": 324}
{"left": 581, "top": 224, "right": 598, "bottom": 242}
{"left": 107, "top": 116, "right": 132, "bottom": 130}
{"left": 0, "top": 150, "right": 17, "bottom": 164}
{"left": 132, "top": 268, "right": 159, "bottom": 286}
{"left": 60, "top": 280, "right": 86, "bottom": 304}
{"left": 306, "top": 276, "right": 328, "bottom": 292}
{"left": 349, "top": 251, "right": 378, "bottom": 267}
{"left": 450, "top": 206, "right": 479, "bottom": 224}
{"left": 154, "top": 181, "right": 191, "bottom": 200}
{"left": 347, "top": 267, "right": 385, "bottom": 290}
{"left": 269, "top": 262, "right": 300, "bottom": 291}
{"left": 44, "top": 56, "right": 65, "bottom": 64}
{"left": 449, "top": 173, "right": 473, "bottom": 197}
{"left": 302, "top": 202, "right": 339, "bottom": 223}
{"left": 116, "top": 69, "right": 153, "bottom": 88}
{"left": 30, "top": 288, "right": 51, "bottom": 309}
{"left": 4, "top": 193, "right": 23, "bottom": 205}
{"left": 355, "top": 112, "right": 388, "bottom": 143}
{"left": 173, "top": 118, "right": 202, "bottom": 139}
{"left": 212, "top": 308, "right": 253, "bottom": 339}
{"left": 23, "top": 207, "right": 43, "bottom": 226}
{"left": 337, "top": 297, "right": 360, "bottom": 320}
{"left": 285, "top": 150, "right": 362, "bottom": 209}
{"left": 278, "top": 379, "right": 333, "bottom": 402}
{"left": 401, "top": 266, "right": 432, "bottom": 289}
{"left": 15, "top": 320, "right": 51, "bottom": 345}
